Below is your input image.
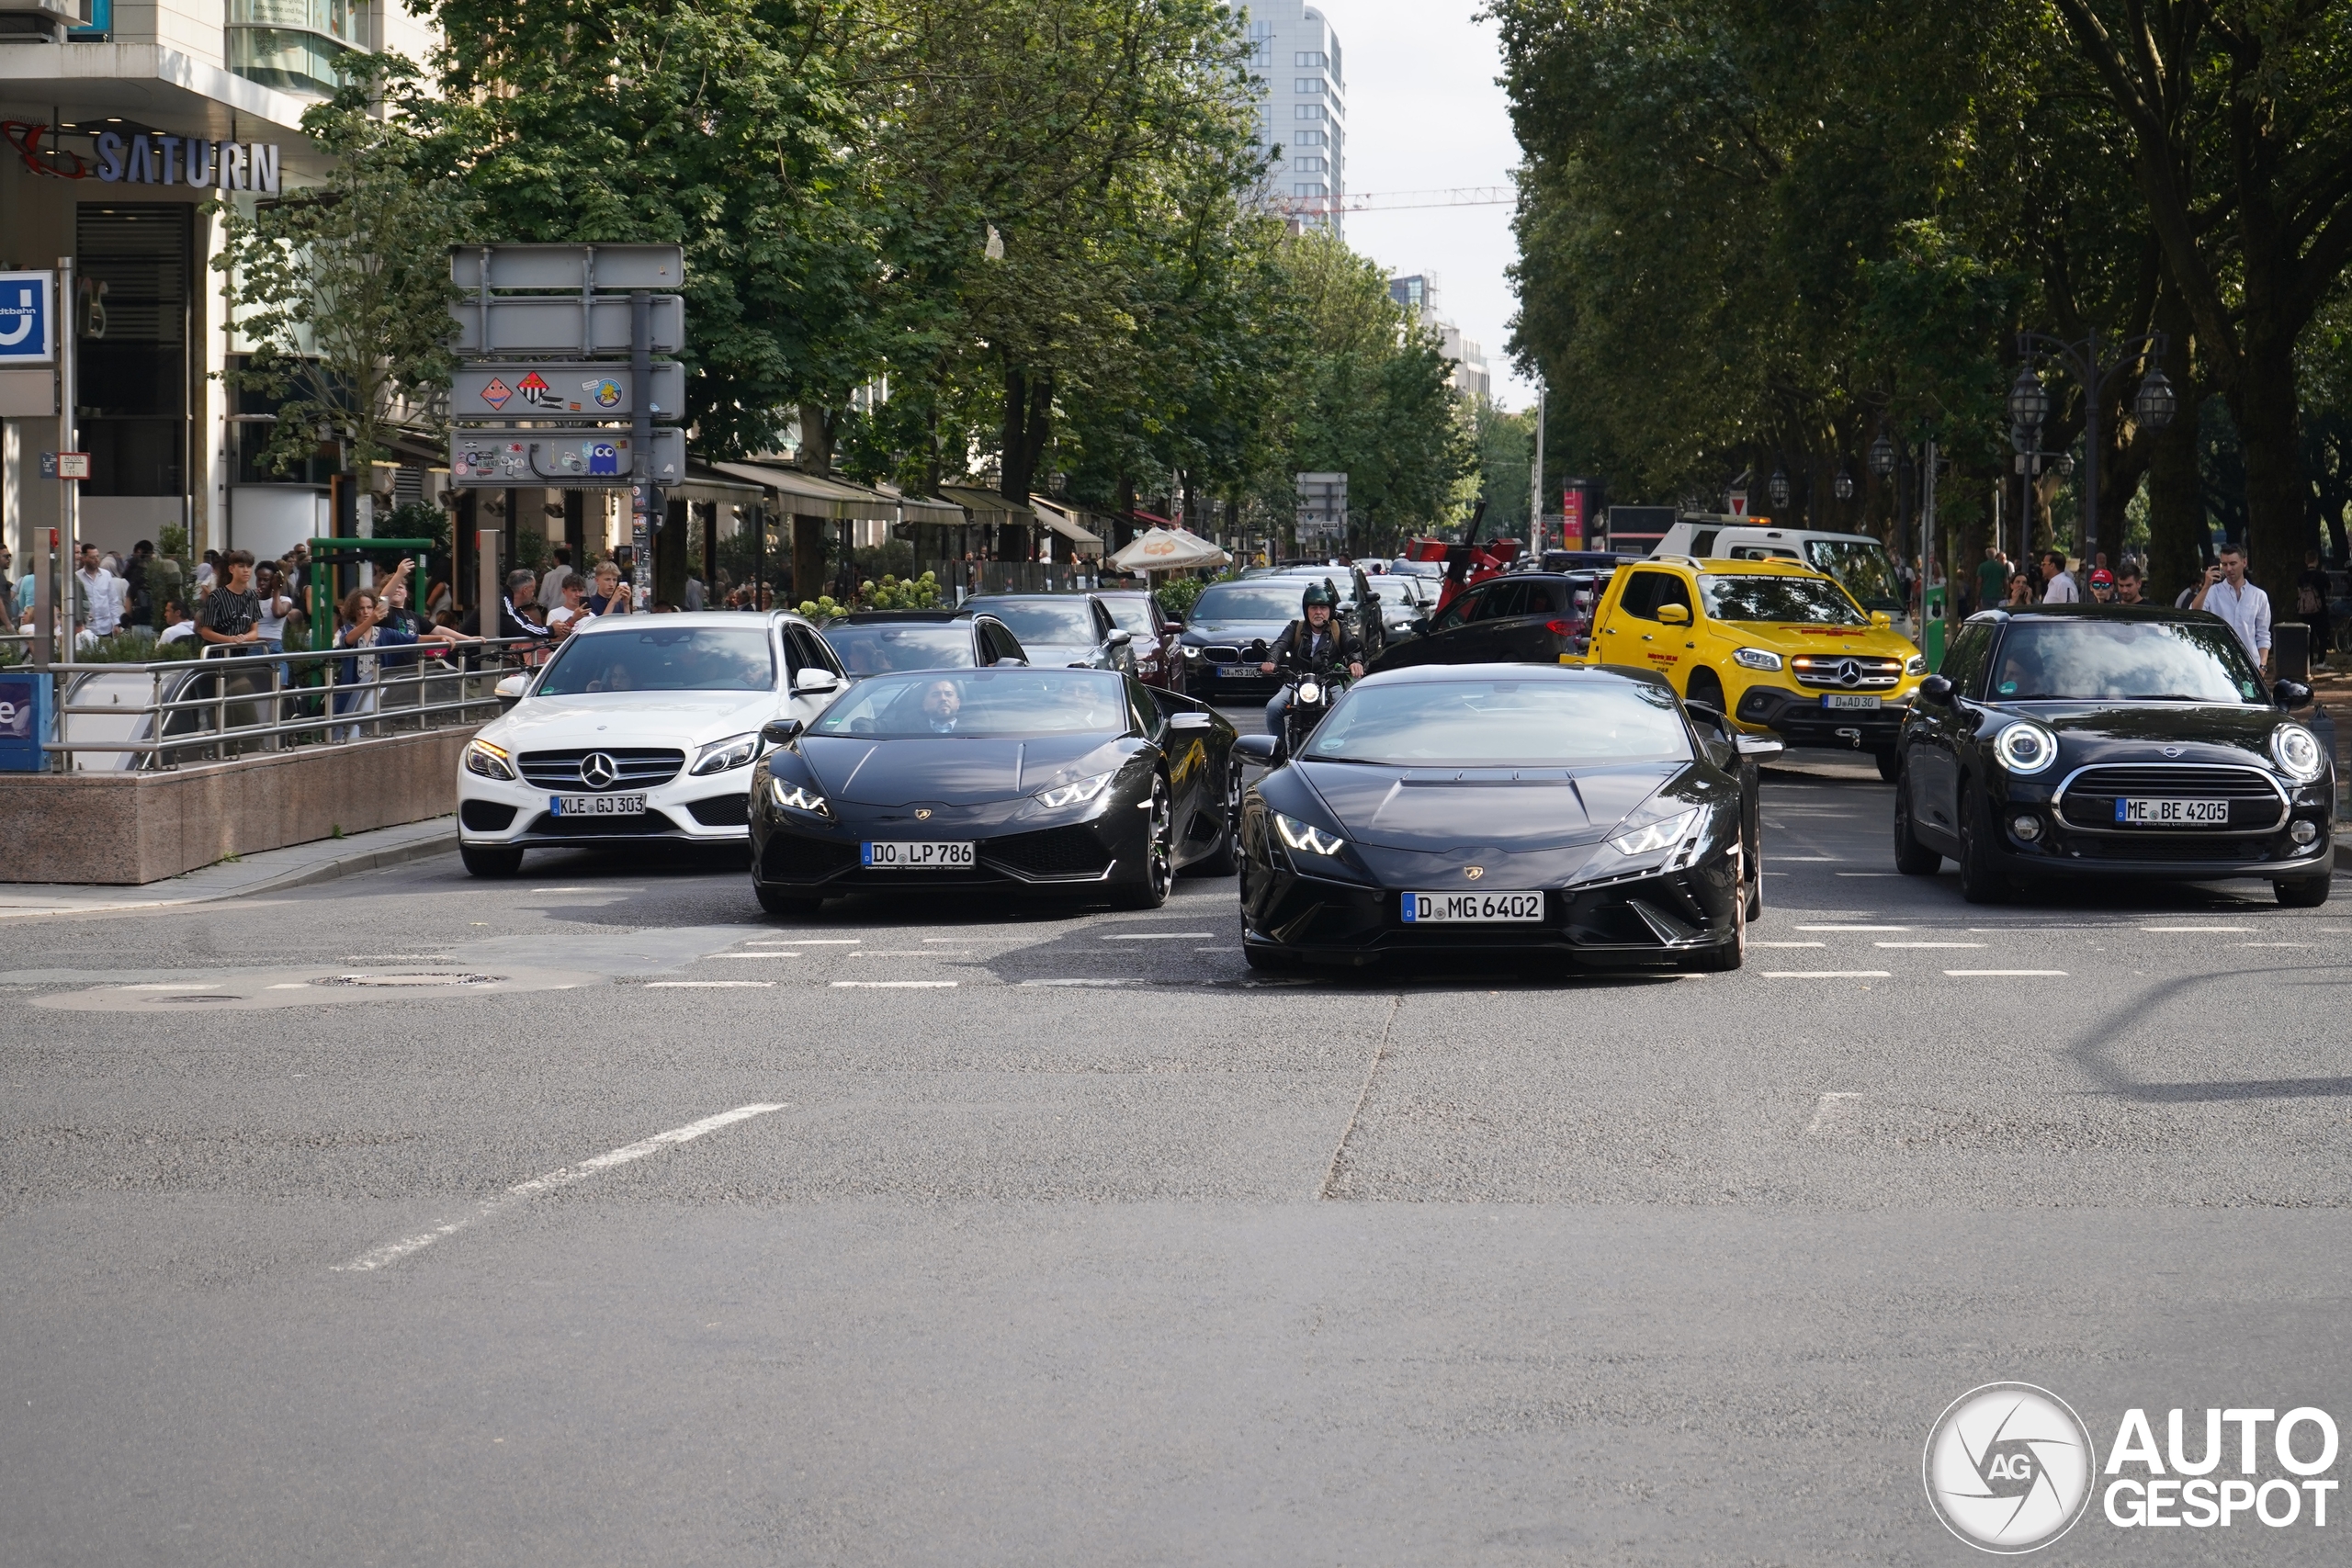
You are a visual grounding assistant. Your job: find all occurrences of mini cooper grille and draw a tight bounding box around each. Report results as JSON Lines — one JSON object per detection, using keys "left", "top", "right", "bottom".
{"left": 2056, "top": 764, "right": 2284, "bottom": 832}
{"left": 687, "top": 794, "right": 751, "bottom": 828}
{"left": 1789, "top": 655, "right": 1904, "bottom": 691}
{"left": 987, "top": 825, "right": 1114, "bottom": 877}
{"left": 762, "top": 833, "right": 859, "bottom": 880}
{"left": 517, "top": 748, "right": 684, "bottom": 790}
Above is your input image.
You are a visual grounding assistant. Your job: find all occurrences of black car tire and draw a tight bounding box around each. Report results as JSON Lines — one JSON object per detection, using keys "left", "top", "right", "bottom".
{"left": 1687, "top": 668, "right": 1726, "bottom": 714}
{"left": 1892, "top": 765, "right": 1941, "bottom": 875}
{"left": 1745, "top": 849, "right": 1763, "bottom": 921}
{"left": 1955, "top": 784, "right": 2011, "bottom": 905}
{"left": 1191, "top": 758, "right": 1243, "bottom": 877}
{"left": 2276, "top": 873, "right": 2333, "bottom": 908}
{"left": 1874, "top": 748, "right": 1901, "bottom": 783}
{"left": 1113, "top": 775, "right": 1174, "bottom": 909}
{"left": 755, "top": 884, "right": 824, "bottom": 918}
{"left": 459, "top": 843, "right": 523, "bottom": 878}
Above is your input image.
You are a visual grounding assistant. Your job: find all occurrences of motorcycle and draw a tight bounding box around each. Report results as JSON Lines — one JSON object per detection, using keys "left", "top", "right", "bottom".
{"left": 1247, "top": 638, "right": 1351, "bottom": 761}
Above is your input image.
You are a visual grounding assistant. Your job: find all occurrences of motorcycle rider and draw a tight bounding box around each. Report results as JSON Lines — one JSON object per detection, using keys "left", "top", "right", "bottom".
{"left": 1259, "top": 581, "right": 1364, "bottom": 743}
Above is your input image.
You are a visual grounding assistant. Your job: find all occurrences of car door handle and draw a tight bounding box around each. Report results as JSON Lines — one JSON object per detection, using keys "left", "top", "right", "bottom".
{"left": 1640, "top": 634, "right": 1654, "bottom": 642}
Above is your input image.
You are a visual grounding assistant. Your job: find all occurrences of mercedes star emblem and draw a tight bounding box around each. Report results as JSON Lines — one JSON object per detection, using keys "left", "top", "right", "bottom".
{"left": 580, "top": 752, "right": 617, "bottom": 789}
{"left": 1464, "top": 865, "right": 1485, "bottom": 880}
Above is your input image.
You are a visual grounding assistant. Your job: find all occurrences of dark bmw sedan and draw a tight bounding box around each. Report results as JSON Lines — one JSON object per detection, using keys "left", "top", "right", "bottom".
{"left": 750, "top": 667, "right": 1239, "bottom": 916}
{"left": 1893, "top": 605, "right": 2335, "bottom": 905}
{"left": 1236, "top": 664, "right": 1778, "bottom": 973}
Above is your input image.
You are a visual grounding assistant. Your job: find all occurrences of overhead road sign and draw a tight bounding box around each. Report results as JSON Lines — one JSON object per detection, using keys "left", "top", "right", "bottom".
{"left": 450, "top": 428, "right": 684, "bottom": 487}
{"left": 451, "top": 244, "right": 684, "bottom": 292}
{"left": 452, "top": 362, "right": 684, "bottom": 420}
{"left": 449, "top": 295, "right": 683, "bottom": 355}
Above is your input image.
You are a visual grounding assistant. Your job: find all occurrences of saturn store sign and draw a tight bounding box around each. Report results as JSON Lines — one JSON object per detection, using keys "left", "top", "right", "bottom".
{"left": 93, "top": 134, "right": 280, "bottom": 195}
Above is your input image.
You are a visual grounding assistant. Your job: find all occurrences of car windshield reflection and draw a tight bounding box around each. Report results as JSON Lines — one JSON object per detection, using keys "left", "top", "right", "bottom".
{"left": 1698, "top": 573, "right": 1868, "bottom": 626}
{"left": 1306, "top": 679, "right": 1692, "bottom": 765}
{"left": 1989, "top": 619, "right": 2266, "bottom": 703}
{"left": 824, "top": 625, "right": 976, "bottom": 675}
{"left": 807, "top": 669, "right": 1130, "bottom": 738}
{"left": 972, "top": 602, "right": 1094, "bottom": 646}
{"left": 536, "top": 626, "right": 776, "bottom": 694}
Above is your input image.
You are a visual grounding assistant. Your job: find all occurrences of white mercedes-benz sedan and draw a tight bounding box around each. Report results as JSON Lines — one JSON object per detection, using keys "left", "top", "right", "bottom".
{"left": 455, "top": 611, "right": 847, "bottom": 876}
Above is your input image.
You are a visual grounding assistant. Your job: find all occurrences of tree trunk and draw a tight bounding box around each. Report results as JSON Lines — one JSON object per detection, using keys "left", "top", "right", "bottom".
{"left": 2143, "top": 286, "right": 2203, "bottom": 604}
{"left": 2230, "top": 327, "right": 2306, "bottom": 613}
{"left": 997, "top": 365, "right": 1053, "bottom": 561}
{"left": 792, "top": 514, "right": 828, "bottom": 607}
{"left": 798, "top": 403, "right": 836, "bottom": 476}
{"left": 655, "top": 496, "right": 688, "bottom": 608}
{"left": 1114, "top": 474, "right": 1136, "bottom": 552}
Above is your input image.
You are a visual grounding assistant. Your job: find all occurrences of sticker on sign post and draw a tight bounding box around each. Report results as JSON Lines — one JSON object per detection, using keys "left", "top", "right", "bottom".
{"left": 57, "top": 453, "right": 89, "bottom": 479}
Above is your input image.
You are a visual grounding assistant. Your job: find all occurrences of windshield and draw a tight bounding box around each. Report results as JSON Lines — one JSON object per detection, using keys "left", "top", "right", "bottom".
{"left": 1193, "top": 581, "right": 1321, "bottom": 623}
{"left": 1098, "top": 596, "right": 1157, "bottom": 636}
{"left": 807, "top": 668, "right": 1131, "bottom": 738}
{"left": 822, "top": 624, "right": 975, "bottom": 675}
{"left": 971, "top": 600, "right": 1094, "bottom": 647}
{"left": 1988, "top": 619, "right": 2266, "bottom": 703}
{"left": 1368, "top": 580, "right": 1426, "bottom": 607}
{"left": 1804, "top": 540, "right": 1903, "bottom": 608}
{"left": 1305, "top": 679, "right": 1692, "bottom": 765}
{"left": 537, "top": 625, "right": 775, "bottom": 694}
{"left": 1699, "top": 572, "right": 1867, "bottom": 626}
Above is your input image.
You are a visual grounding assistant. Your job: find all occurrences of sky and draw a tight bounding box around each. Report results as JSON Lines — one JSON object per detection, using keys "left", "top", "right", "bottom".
{"left": 1329, "top": 0, "right": 1532, "bottom": 410}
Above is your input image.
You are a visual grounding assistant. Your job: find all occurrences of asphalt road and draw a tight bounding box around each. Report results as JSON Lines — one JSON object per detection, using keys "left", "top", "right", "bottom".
{"left": 5, "top": 742, "right": 2351, "bottom": 1565}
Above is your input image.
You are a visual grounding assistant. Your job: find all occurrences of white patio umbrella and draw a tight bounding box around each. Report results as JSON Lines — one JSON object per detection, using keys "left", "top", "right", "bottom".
{"left": 1108, "top": 526, "right": 1231, "bottom": 574}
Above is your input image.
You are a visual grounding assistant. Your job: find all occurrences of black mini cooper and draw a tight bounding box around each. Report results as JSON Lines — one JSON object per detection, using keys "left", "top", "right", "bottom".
{"left": 1892, "top": 605, "right": 2335, "bottom": 905}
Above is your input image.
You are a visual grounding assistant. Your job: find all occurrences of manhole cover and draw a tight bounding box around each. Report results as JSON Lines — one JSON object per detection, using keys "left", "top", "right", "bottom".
{"left": 311, "top": 972, "right": 506, "bottom": 988}
{"left": 159, "top": 994, "right": 242, "bottom": 1003}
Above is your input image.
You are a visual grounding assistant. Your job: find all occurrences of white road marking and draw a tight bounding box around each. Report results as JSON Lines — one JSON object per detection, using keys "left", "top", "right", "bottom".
{"left": 1762, "top": 971, "right": 1891, "bottom": 979}
{"left": 831, "top": 980, "right": 957, "bottom": 988}
{"left": 1943, "top": 969, "right": 2067, "bottom": 976}
{"left": 1194, "top": 945, "right": 1239, "bottom": 952}
{"left": 1797, "top": 924, "right": 1911, "bottom": 931}
{"left": 266, "top": 983, "right": 310, "bottom": 990}
{"left": 1834, "top": 872, "right": 1904, "bottom": 877}
{"left": 766, "top": 939, "right": 859, "bottom": 944}
{"left": 529, "top": 886, "right": 639, "bottom": 894}
{"left": 2142, "top": 925, "right": 2251, "bottom": 932}
{"left": 1804, "top": 1092, "right": 1862, "bottom": 1134}
{"left": 2239, "top": 942, "right": 2311, "bottom": 948}
{"left": 712, "top": 953, "right": 799, "bottom": 959}
{"left": 646, "top": 980, "right": 775, "bottom": 988}
{"left": 1752, "top": 942, "right": 1826, "bottom": 949}
{"left": 117, "top": 982, "right": 222, "bottom": 990}
{"left": 853, "top": 950, "right": 966, "bottom": 957}
{"left": 1103, "top": 932, "right": 1215, "bottom": 940}
{"left": 1020, "top": 978, "right": 1140, "bottom": 987}
{"left": 1774, "top": 856, "right": 1841, "bottom": 862}
{"left": 1875, "top": 942, "right": 1984, "bottom": 949}
{"left": 344, "top": 954, "right": 454, "bottom": 962}
{"left": 333, "top": 1103, "right": 787, "bottom": 1273}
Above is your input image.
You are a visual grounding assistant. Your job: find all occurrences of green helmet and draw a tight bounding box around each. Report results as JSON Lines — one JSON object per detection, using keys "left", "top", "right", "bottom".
{"left": 1301, "top": 582, "right": 1337, "bottom": 612}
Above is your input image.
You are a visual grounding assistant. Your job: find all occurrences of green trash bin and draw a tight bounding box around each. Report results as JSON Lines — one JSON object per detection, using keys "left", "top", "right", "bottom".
{"left": 1923, "top": 583, "right": 1948, "bottom": 671}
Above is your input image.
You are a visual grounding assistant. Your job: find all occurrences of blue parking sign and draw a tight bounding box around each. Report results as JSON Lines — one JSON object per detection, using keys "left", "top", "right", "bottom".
{"left": 0, "top": 272, "right": 54, "bottom": 364}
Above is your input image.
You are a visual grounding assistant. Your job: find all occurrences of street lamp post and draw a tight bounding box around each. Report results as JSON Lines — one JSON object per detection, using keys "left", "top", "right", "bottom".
{"left": 2007, "top": 333, "right": 2175, "bottom": 575}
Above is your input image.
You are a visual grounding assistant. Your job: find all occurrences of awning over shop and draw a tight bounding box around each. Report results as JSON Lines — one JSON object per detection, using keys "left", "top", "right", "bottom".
{"left": 709, "top": 462, "right": 899, "bottom": 523}
{"left": 1028, "top": 497, "right": 1104, "bottom": 552}
{"left": 937, "top": 483, "right": 1037, "bottom": 524}
{"left": 875, "top": 485, "right": 967, "bottom": 527}
{"left": 673, "top": 466, "right": 763, "bottom": 507}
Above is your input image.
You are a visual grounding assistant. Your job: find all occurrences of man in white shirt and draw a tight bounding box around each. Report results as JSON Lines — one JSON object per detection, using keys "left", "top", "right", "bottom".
{"left": 74, "top": 545, "right": 125, "bottom": 636}
{"left": 2037, "top": 549, "right": 2079, "bottom": 604}
{"left": 2190, "top": 541, "right": 2272, "bottom": 674}
{"left": 538, "top": 546, "right": 573, "bottom": 615}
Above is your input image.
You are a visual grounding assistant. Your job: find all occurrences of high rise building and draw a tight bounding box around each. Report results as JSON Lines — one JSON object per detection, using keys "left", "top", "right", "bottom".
{"left": 1243, "top": 2, "right": 1345, "bottom": 234}
{"left": 1387, "top": 273, "right": 1491, "bottom": 400}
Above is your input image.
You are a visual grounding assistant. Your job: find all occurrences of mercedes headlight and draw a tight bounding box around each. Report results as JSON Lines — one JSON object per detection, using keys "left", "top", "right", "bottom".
{"left": 464, "top": 739, "right": 515, "bottom": 781}
{"left": 2273, "top": 725, "right": 2324, "bottom": 782}
{"left": 769, "top": 780, "right": 831, "bottom": 817}
{"left": 1035, "top": 771, "right": 1114, "bottom": 809}
{"left": 1274, "top": 813, "right": 1345, "bottom": 857}
{"left": 1609, "top": 807, "right": 1699, "bottom": 856}
{"left": 690, "top": 732, "right": 760, "bottom": 775}
{"left": 1993, "top": 722, "right": 2059, "bottom": 775}
{"left": 1731, "top": 647, "right": 1781, "bottom": 671}
{"left": 1905, "top": 654, "right": 1928, "bottom": 677}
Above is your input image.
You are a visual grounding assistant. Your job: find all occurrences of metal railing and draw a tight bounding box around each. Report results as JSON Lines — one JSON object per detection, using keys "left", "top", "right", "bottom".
{"left": 26, "top": 635, "right": 541, "bottom": 771}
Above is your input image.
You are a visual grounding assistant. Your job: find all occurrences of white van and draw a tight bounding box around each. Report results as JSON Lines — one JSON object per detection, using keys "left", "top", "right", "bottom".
{"left": 1652, "top": 523, "right": 1908, "bottom": 628}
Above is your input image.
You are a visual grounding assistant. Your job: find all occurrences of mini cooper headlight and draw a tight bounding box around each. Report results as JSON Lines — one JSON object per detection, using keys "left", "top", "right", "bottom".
{"left": 1609, "top": 807, "right": 1700, "bottom": 856}
{"left": 1035, "top": 771, "right": 1114, "bottom": 809}
{"left": 691, "top": 732, "right": 760, "bottom": 775}
{"left": 464, "top": 739, "right": 516, "bottom": 781}
{"left": 1905, "top": 654, "right": 1928, "bottom": 677}
{"left": 1993, "top": 722, "right": 2059, "bottom": 775}
{"left": 1273, "top": 813, "right": 1345, "bottom": 857}
{"left": 769, "top": 780, "right": 831, "bottom": 817}
{"left": 2273, "top": 725, "right": 2324, "bottom": 781}
{"left": 1732, "top": 647, "right": 1782, "bottom": 671}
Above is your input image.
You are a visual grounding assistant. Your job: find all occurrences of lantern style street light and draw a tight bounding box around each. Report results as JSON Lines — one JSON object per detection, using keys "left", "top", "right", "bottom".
{"left": 2011, "top": 331, "right": 2173, "bottom": 570}
{"left": 1768, "top": 467, "right": 1791, "bottom": 510}
{"left": 1868, "top": 434, "right": 1895, "bottom": 479}
{"left": 1833, "top": 467, "right": 1855, "bottom": 502}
